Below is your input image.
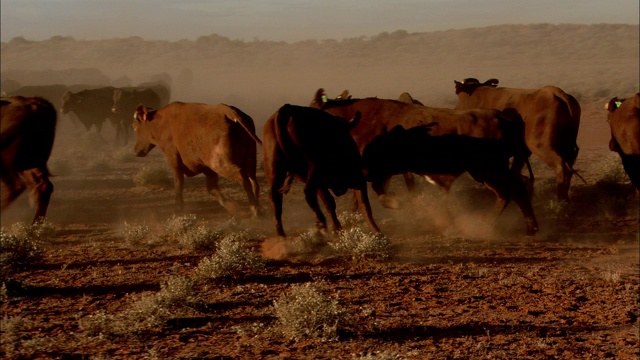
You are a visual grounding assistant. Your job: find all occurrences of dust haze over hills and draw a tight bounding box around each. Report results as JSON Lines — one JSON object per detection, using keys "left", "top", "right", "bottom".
{"left": 1, "top": 23, "right": 638, "bottom": 134}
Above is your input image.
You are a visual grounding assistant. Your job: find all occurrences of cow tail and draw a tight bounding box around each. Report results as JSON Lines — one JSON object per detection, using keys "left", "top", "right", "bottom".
{"left": 225, "top": 106, "right": 263, "bottom": 146}
{"left": 524, "top": 158, "right": 534, "bottom": 184}
{"left": 273, "top": 105, "right": 297, "bottom": 194}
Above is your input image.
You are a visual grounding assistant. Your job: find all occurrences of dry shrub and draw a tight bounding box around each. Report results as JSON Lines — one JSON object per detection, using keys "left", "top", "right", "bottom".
{"left": 178, "top": 225, "right": 225, "bottom": 252}
{"left": 330, "top": 228, "right": 392, "bottom": 260}
{"left": 164, "top": 214, "right": 198, "bottom": 238}
{"left": 194, "top": 232, "right": 265, "bottom": 279}
{"left": 132, "top": 166, "right": 172, "bottom": 187}
{"left": 79, "top": 276, "right": 195, "bottom": 337}
{"left": 122, "top": 221, "right": 151, "bottom": 245}
{"left": 1, "top": 220, "right": 54, "bottom": 277}
{"left": 272, "top": 282, "right": 348, "bottom": 341}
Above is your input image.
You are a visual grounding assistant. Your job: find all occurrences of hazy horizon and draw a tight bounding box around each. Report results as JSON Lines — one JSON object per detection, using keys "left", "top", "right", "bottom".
{"left": 2, "top": 0, "right": 639, "bottom": 43}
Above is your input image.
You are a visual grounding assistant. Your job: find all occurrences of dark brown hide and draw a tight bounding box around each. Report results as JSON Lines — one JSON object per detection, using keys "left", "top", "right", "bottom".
{"left": 311, "top": 89, "right": 537, "bottom": 235}
{"left": 262, "top": 104, "right": 379, "bottom": 237}
{"left": 606, "top": 94, "right": 640, "bottom": 190}
{"left": 1, "top": 96, "right": 57, "bottom": 223}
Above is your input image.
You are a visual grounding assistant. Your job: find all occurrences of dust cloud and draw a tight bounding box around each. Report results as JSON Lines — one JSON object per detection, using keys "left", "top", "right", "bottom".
{"left": 1, "top": 24, "right": 638, "bottom": 239}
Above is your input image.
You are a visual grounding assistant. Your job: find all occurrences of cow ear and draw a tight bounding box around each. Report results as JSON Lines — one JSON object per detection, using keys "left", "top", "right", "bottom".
{"left": 313, "top": 88, "right": 327, "bottom": 108}
{"left": 605, "top": 97, "right": 618, "bottom": 112}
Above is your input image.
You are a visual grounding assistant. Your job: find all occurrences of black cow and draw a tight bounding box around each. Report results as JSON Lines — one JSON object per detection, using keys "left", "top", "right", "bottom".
{"left": 262, "top": 104, "right": 380, "bottom": 237}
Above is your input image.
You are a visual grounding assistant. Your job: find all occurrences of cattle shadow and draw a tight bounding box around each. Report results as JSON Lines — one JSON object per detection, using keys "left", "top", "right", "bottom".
{"left": 4, "top": 279, "right": 160, "bottom": 298}
{"left": 352, "top": 321, "right": 607, "bottom": 343}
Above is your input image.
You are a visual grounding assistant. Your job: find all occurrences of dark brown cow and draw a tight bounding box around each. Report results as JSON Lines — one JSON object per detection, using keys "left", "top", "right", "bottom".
{"left": 454, "top": 78, "right": 581, "bottom": 201}
{"left": 311, "top": 89, "right": 537, "bottom": 235}
{"left": 61, "top": 86, "right": 125, "bottom": 143}
{"left": 1, "top": 96, "right": 57, "bottom": 223}
{"left": 605, "top": 94, "right": 640, "bottom": 190}
{"left": 133, "top": 102, "right": 261, "bottom": 216}
{"left": 262, "top": 104, "right": 379, "bottom": 237}
{"left": 112, "top": 87, "right": 166, "bottom": 145}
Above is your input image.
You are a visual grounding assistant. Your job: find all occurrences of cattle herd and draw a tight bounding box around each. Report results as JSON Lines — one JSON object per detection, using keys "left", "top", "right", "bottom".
{"left": 1, "top": 80, "right": 638, "bottom": 237}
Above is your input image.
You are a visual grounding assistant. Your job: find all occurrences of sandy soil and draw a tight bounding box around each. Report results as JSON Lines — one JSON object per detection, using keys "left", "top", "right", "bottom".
{"left": 1, "top": 99, "right": 638, "bottom": 359}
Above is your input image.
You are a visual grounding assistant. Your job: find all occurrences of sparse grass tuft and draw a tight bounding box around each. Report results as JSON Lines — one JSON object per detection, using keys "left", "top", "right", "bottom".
{"left": 1, "top": 220, "right": 54, "bottom": 277}
{"left": 1, "top": 316, "right": 29, "bottom": 357}
{"left": 602, "top": 267, "right": 622, "bottom": 283}
{"left": 272, "top": 282, "right": 347, "bottom": 341}
{"left": 132, "top": 166, "right": 172, "bottom": 187}
{"left": 355, "top": 351, "right": 405, "bottom": 360}
{"left": 194, "top": 232, "right": 265, "bottom": 279}
{"left": 79, "top": 276, "right": 195, "bottom": 337}
{"left": 164, "top": 214, "right": 197, "bottom": 238}
{"left": 122, "top": 221, "right": 151, "bottom": 245}
{"left": 179, "top": 225, "right": 225, "bottom": 252}
{"left": 330, "top": 228, "right": 392, "bottom": 260}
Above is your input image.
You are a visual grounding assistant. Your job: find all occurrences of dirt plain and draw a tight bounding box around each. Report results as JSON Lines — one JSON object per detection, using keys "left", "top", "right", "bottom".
{"left": 1, "top": 24, "right": 639, "bottom": 359}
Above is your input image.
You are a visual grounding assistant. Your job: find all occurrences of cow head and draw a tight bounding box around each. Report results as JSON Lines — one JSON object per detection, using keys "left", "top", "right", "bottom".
{"left": 132, "top": 104, "right": 158, "bottom": 157}
{"left": 454, "top": 78, "right": 499, "bottom": 95}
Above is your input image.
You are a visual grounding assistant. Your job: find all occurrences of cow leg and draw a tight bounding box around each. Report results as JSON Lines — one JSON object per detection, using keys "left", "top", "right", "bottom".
{"left": 483, "top": 172, "right": 538, "bottom": 236}
{"left": 402, "top": 173, "right": 416, "bottom": 192}
{"left": 303, "top": 183, "right": 328, "bottom": 233}
{"left": 353, "top": 186, "right": 381, "bottom": 234}
{"left": 536, "top": 151, "right": 572, "bottom": 201}
{"left": 22, "top": 168, "right": 54, "bottom": 223}
{"left": 318, "top": 189, "right": 341, "bottom": 233}
{"left": 268, "top": 172, "right": 287, "bottom": 237}
{"left": 204, "top": 169, "right": 241, "bottom": 214}
{"left": 371, "top": 177, "right": 401, "bottom": 209}
{"left": 1, "top": 170, "right": 26, "bottom": 211}
{"left": 171, "top": 168, "right": 185, "bottom": 209}
{"left": 240, "top": 172, "right": 260, "bottom": 217}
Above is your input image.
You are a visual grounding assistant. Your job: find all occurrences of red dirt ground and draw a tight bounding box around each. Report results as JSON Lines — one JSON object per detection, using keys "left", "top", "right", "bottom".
{"left": 1, "top": 103, "right": 638, "bottom": 359}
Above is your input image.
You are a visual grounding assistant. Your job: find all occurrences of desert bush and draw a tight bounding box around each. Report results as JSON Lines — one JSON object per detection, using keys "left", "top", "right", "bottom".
{"left": 132, "top": 165, "right": 172, "bottom": 187}
{"left": 293, "top": 230, "right": 328, "bottom": 254}
{"left": 1, "top": 315, "right": 29, "bottom": 357}
{"left": 330, "top": 228, "right": 392, "bottom": 260}
{"left": 179, "top": 225, "right": 225, "bottom": 252}
{"left": 272, "top": 282, "right": 348, "bottom": 341}
{"left": 164, "top": 214, "right": 197, "bottom": 238}
{"left": 355, "top": 351, "right": 405, "bottom": 360}
{"left": 122, "top": 221, "right": 151, "bottom": 245}
{"left": 194, "top": 232, "right": 265, "bottom": 279}
{"left": 79, "top": 276, "right": 195, "bottom": 336}
{"left": 1, "top": 220, "right": 54, "bottom": 270}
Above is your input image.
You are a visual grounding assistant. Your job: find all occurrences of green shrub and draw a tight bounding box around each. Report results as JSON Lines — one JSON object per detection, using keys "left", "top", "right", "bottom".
{"left": 194, "top": 232, "right": 265, "bottom": 279}
{"left": 273, "top": 282, "right": 347, "bottom": 341}
{"left": 132, "top": 166, "right": 172, "bottom": 187}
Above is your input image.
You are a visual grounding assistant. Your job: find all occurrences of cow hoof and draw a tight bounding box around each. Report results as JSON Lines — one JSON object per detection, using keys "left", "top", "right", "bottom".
{"left": 379, "top": 195, "right": 401, "bottom": 209}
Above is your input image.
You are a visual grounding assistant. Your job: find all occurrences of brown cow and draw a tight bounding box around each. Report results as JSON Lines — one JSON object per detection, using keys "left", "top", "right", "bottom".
{"left": 454, "top": 78, "right": 581, "bottom": 201}
{"left": 1, "top": 96, "right": 57, "bottom": 223}
{"left": 605, "top": 94, "right": 640, "bottom": 190}
{"left": 311, "top": 89, "right": 537, "bottom": 235}
{"left": 133, "top": 102, "right": 261, "bottom": 216}
{"left": 262, "top": 104, "right": 379, "bottom": 237}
